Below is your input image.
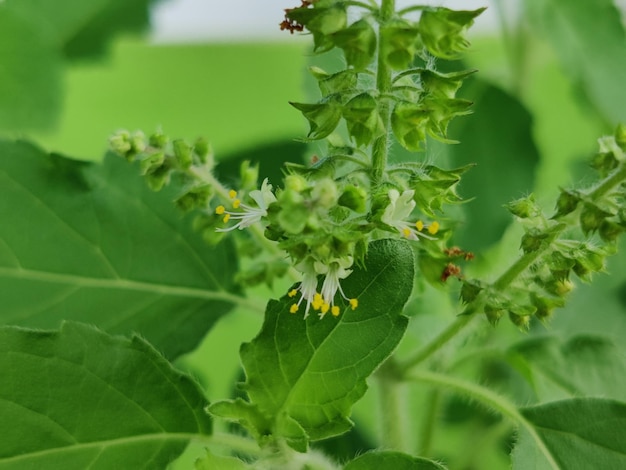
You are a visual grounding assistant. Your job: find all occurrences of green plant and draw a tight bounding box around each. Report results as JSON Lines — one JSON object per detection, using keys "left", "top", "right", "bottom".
{"left": 1, "top": 1, "right": 626, "bottom": 469}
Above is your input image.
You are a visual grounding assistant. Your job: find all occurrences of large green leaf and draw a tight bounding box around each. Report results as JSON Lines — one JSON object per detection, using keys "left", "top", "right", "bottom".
{"left": 0, "top": 7, "right": 62, "bottom": 132}
{"left": 215, "top": 239, "right": 414, "bottom": 449}
{"left": 512, "top": 398, "right": 626, "bottom": 469}
{"left": 5, "top": 0, "right": 156, "bottom": 59}
{"left": 344, "top": 451, "right": 447, "bottom": 469}
{"left": 0, "top": 322, "right": 211, "bottom": 469}
{"left": 0, "top": 140, "right": 239, "bottom": 359}
{"left": 508, "top": 335, "right": 626, "bottom": 402}
{"left": 524, "top": 0, "right": 626, "bottom": 123}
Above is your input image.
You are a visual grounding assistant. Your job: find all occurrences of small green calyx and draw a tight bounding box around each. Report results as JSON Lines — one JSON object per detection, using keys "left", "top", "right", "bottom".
{"left": 290, "top": 97, "right": 342, "bottom": 140}
{"left": 331, "top": 19, "right": 377, "bottom": 70}
{"left": 506, "top": 195, "right": 541, "bottom": 219}
{"left": 380, "top": 20, "right": 420, "bottom": 70}
{"left": 342, "top": 92, "right": 385, "bottom": 147}
{"left": 418, "top": 7, "right": 486, "bottom": 59}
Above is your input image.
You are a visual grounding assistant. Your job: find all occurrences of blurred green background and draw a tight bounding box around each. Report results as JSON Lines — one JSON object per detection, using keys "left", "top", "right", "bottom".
{"left": 1, "top": 0, "right": 625, "bottom": 468}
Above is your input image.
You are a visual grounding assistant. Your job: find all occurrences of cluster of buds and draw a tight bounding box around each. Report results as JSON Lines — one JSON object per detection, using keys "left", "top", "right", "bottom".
{"left": 461, "top": 125, "right": 626, "bottom": 328}
{"left": 285, "top": 0, "right": 483, "bottom": 151}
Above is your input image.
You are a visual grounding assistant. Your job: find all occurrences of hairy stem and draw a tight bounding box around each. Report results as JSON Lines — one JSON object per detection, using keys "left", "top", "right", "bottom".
{"left": 377, "top": 359, "right": 406, "bottom": 451}
{"left": 371, "top": 0, "right": 395, "bottom": 185}
{"left": 407, "top": 370, "right": 560, "bottom": 470}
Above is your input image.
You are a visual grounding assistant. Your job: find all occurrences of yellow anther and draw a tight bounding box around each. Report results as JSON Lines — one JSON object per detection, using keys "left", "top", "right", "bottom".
{"left": 349, "top": 298, "right": 358, "bottom": 310}
{"left": 228, "top": 189, "right": 237, "bottom": 199}
{"left": 402, "top": 227, "right": 411, "bottom": 238}
{"left": 232, "top": 199, "right": 241, "bottom": 209}
{"left": 215, "top": 205, "right": 225, "bottom": 215}
{"left": 416, "top": 220, "right": 424, "bottom": 231}
{"left": 321, "top": 303, "right": 330, "bottom": 315}
{"left": 223, "top": 214, "right": 231, "bottom": 223}
{"left": 331, "top": 306, "right": 340, "bottom": 317}
{"left": 288, "top": 289, "right": 297, "bottom": 298}
{"left": 428, "top": 221, "right": 440, "bottom": 235}
{"left": 289, "top": 304, "right": 298, "bottom": 314}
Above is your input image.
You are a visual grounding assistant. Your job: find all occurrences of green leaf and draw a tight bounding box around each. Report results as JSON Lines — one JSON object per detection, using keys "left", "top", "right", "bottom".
{"left": 5, "top": 0, "right": 157, "bottom": 59}
{"left": 0, "top": 322, "right": 211, "bottom": 469}
{"left": 525, "top": 0, "right": 626, "bottom": 123}
{"left": 0, "top": 7, "right": 62, "bottom": 132}
{"left": 508, "top": 335, "right": 626, "bottom": 402}
{"left": 0, "top": 140, "right": 239, "bottom": 359}
{"left": 344, "top": 450, "right": 447, "bottom": 470}
{"left": 240, "top": 239, "right": 414, "bottom": 447}
{"left": 512, "top": 398, "right": 626, "bottom": 469}
{"left": 449, "top": 80, "right": 540, "bottom": 251}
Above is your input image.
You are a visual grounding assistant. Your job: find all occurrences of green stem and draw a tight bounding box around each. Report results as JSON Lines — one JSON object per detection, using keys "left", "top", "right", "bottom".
{"left": 586, "top": 161, "right": 626, "bottom": 200}
{"left": 371, "top": 0, "right": 395, "bottom": 186}
{"left": 204, "top": 431, "right": 263, "bottom": 457}
{"left": 407, "top": 370, "right": 560, "bottom": 470}
{"left": 398, "top": 313, "right": 474, "bottom": 372}
{"left": 417, "top": 388, "right": 440, "bottom": 455}
{"left": 377, "top": 360, "right": 406, "bottom": 451}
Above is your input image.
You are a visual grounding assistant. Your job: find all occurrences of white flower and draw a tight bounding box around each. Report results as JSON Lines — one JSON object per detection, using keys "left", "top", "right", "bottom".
{"left": 381, "top": 189, "right": 439, "bottom": 239}
{"left": 288, "top": 256, "right": 359, "bottom": 319}
{"left": 288, "top": 259, "right": 321, "bottom": 319}
{"left": 216, "top": 178, "right": 276, "bottom": 232}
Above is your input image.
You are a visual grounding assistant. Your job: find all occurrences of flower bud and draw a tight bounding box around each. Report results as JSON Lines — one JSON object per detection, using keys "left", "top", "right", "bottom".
{"left": 580, "top": 203, "right": 612, "bottom": 235}
{"left": 173, "top": 139, "right": 193, "bottom": 169}
{"left": 312, "top": 178, "right": 339, "bottom": 208}
{"left": 338, "top": 185, "right": 367, "bottom": 213}
{"left": 193, "top": 137, "right": 211, "bottom": 164}
{"left": 505, "top": 194, "right": 540, "bottom": 219}
{"left": 284, "top": 174, "right": 307, "bottom": 193}
{"left": 149, "top": 131, "right": 169, "bottom": 149}
{"left": 380, "top": 20, "right": 420, "bottom": 70}
{"left": 239, "top": 161, "right": 259, "bottom": 191}
{"left": 331, "top": 19, "right": 376, "bottom": 71}
{"left": 290, "top": 97, "right": 342, "bottom": 140}
{"left": 554, "top": 188, "right": 580, "bottom": 217}
{"left": 139, "top": 151, "right": 165, "bottom": 176}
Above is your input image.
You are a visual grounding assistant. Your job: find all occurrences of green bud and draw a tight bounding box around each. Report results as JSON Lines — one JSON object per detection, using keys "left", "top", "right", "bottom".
{"left": 311, "top": 68, "right": 358, "bottom": 96}
{"left": 460, "top": 280, "right": 482, "bottom": 304}
{"left": 590, "top": 151, "right": 619, "bottom": 175}
{"left": 554, "top": 188, "right": 580, "bottom": 217}
{"left": 380, "top": 20, "right": 420, "bottom": 70}
{"left": 239, "top": 161, "right": 259, "bottom": 191}
{"left": 174, "top": 184, "right": 213, "bottom": 212}
{"left": 580, "top": 202, "right": 612, "bottom": 235}
{"left": 193, "top": 137, "right": 211, "bottom": 164}
{"left": 173, "top": 139, "right": 193, "bottom": 169}
{"left": 108, "top": 130, "right": 132, "bottom": 158}
{"left": 145, "top": 165, "right": 170, "bottom": 191}
{"left": 484, "top": 304, "right": 504, "bottom": 326}
{"left": 419, "top": 7, "right": 486, "bottom": 59}
{"left": 338, "top": 185, "right": 367, "bottom": 212}
{"left": 331, "top": 19, "right": 376, "bottom": 71}
{"left": 311, "top": 178, "right": 338, "bottom": 208}
{"left": 420, "top": 69, "right": 476, "bottom": 100}
{"left": 520, "top": 228, "right": 548, "bottom": 254}
{"left": 139, "top": 151, "right": 165, "bottom": 176}
{"left": 290, "top": 97, "right": 342, "bottom": 140}
{"left": 284, "top": 174, "right": 307, "bottom": 193}
{"left": 391, "top": 101, "right": 429, "bottom": 151}
{"left": 615, "top": 123, "right": 626, "bottom": 151}
{"left": 505, "top": 194, "right": 540, "bottom": 219}
{"left": 572, "top": 244, "right": 606, "bottom": 279}
{"left": 342, "top": 92, "right": 384, "bottom": 147}
{"left": 130, "top": 131, "right": 147, "bottom": 154}
{"left": 149, "top": 131, "right": 169, "bottom": 149}
{"left": 286, "top": 4, "right": 347, "bottom": 51}
{"left": 531, "top": 293, "right": 565, "bottom": 321}
{"left": 508, "top": 311, "right": 531, "bottom": 330}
